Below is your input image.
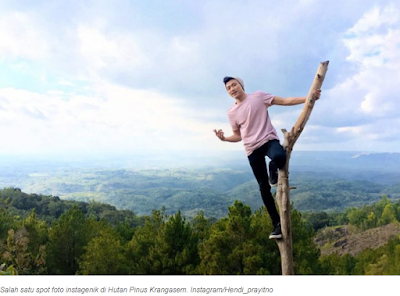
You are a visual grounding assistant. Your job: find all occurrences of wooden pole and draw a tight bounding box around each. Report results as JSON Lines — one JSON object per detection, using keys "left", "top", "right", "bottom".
{"left": 275, "top": 61, "right": 329, "bottom": 275}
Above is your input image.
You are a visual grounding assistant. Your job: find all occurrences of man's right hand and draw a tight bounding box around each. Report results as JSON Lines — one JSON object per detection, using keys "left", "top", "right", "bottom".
{"left": 213, "top": 129, "right": 225, "bottom": 141}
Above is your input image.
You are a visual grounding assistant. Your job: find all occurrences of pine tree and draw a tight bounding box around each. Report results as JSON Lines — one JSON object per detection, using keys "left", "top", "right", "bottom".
{"left": 127, "top": 209, "right": 165, "bottom": 274}
{"left": 127, "top": 210, "right": 200, "bottom": 274}
{"left": 0, "top": 208, "right": 17, "bottom": 240}
{"left": 379, "top": 203, "right": 396, "bottom": 226}
{"left": 79, "top": 227, "right": 129, "bottom": 274}
{"left": 47, "top": 206, "right": 96, "bottom": 274}
{"left": 198, "top": 201, "right": 280, "bottom": 275}
{"left": 157, "top": 211, "right": 199, "bottom": 274}
{"left": 291, "top": 209, "right": 321, "bottom": 274}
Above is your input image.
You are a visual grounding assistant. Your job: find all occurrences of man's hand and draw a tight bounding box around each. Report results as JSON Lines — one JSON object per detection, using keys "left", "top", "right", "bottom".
{"left": 214, "top": 129, "right": 242, "bottom": 142}
{"left": 213, "top": 129, "right": 225, "bottom": 141}
{"left": 313, "top": 89, "right": 321, "bottom": 100}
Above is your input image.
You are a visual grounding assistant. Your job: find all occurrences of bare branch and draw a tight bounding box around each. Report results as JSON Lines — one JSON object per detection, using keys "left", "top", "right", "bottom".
{"left": 275, "top": 61, "right": 329, "bottom": 275}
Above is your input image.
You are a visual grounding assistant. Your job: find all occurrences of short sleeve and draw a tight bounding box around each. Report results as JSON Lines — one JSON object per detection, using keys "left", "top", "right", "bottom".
{"left": 227, "top": 113, "right": 239, "bottom": 132}
{"left": 260, "top": 91, "right": 275, "bottom": 107}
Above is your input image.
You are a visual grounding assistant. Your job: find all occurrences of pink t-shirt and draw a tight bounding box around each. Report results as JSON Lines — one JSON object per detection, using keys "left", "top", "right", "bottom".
{"left": 227, "top": 91, "right": 280, "bottom": 156}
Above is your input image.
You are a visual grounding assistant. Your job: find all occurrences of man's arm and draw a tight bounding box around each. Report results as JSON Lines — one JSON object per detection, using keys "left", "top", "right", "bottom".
{"left": 272, "top": 96, "right": 305, "bottom": 106}
{"left": 213, "top": 129, "right": 242, "bottom": 142}
{"left": 272, "top": 89, "right": 321, "bottom": 106}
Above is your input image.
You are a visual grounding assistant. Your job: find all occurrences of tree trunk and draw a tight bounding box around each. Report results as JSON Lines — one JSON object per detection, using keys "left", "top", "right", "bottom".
{"left": 275, "top": 61, "right": 329, "bottom": 275}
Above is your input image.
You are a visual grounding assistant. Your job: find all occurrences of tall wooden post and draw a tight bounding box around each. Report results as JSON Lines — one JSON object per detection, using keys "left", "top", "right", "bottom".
{"left": 275, "top": 61, "right": 329, "bottom": 275}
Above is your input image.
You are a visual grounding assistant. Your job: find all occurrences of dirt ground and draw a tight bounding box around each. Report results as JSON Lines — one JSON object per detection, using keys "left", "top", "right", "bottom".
{"left": 314, "top": 223, "right": 400, "bottom": 256}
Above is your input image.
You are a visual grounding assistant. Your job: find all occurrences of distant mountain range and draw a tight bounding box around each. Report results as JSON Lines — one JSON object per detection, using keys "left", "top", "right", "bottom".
{"left": 2, "top": 150, "right": 400, "bottom": 171}
{"left": 291, "top": 151, "right": 400, "bottom": 172}
{"left": 1, "top": 151, "right": 399, "bottom": 218}
{"left": 289, "top": 151, "right": 400, "bottom": 185}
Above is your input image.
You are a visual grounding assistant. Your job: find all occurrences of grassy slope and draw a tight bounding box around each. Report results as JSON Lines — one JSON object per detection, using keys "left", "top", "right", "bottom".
{"left": 315, "top": 223, "right": 400, "bottom": 257}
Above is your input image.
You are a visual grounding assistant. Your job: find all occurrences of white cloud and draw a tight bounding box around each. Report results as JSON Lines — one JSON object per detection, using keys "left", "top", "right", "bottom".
{"left": 310, "top": 4, "right": 400, "bottom": 148}
{"left": 0, "top": 12, "right": 49, "bottom": 61}
{"left": 344, "top": 5, "right": 400, "bottom": 114}
{"left": 0, "top": 83, "right": 230, "bottom": 155}
{"left": 345, "top": 5, "right": 399, "bottom": 38}
{"left": 1, "top": 0, "right": 400, "bottom": 156}
{"left": 77, "top": 24, "right": 148, "bottom": 73}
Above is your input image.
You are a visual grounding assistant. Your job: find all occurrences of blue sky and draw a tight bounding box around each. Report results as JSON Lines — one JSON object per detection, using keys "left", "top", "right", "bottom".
{"left": 0, "top": 0, "right": 399, "bottom": 157}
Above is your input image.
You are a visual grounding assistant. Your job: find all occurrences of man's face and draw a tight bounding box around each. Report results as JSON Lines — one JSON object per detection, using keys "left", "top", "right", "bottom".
{"left": 225, "top": 79, "right": 244, "bottom": 99}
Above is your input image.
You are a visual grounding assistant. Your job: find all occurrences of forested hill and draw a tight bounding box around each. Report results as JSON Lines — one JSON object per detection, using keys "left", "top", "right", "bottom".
{"left": 2, "top": 151, "right": 400, "bottom": 218}
{"left": 1, "top": 188, "right": 400, "bottom": 275}
{"left": 0, "top": 187, "right": 143, "bottom": 227}
{"left": 2, "top": 167, "right": 400, "bottom": 218}
{"left": 1, "top": 152, "right": 400, "bottom": 274}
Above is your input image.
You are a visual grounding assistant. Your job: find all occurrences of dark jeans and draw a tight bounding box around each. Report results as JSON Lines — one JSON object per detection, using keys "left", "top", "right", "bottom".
{"left": 247, "top": 139, "right": 286, "bottom": 226}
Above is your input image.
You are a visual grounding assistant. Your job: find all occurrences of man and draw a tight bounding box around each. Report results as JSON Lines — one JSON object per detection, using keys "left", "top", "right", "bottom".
{"left": 214, "top": 77, "right": 321, "bottom": 239}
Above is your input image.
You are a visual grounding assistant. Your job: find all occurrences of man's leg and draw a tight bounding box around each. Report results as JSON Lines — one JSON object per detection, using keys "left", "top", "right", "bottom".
{"left": 248, "top": 146, "right": 281, "bottom": 227}
{"left": 265, "top": 140, "right": 287, "bottom": 186}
